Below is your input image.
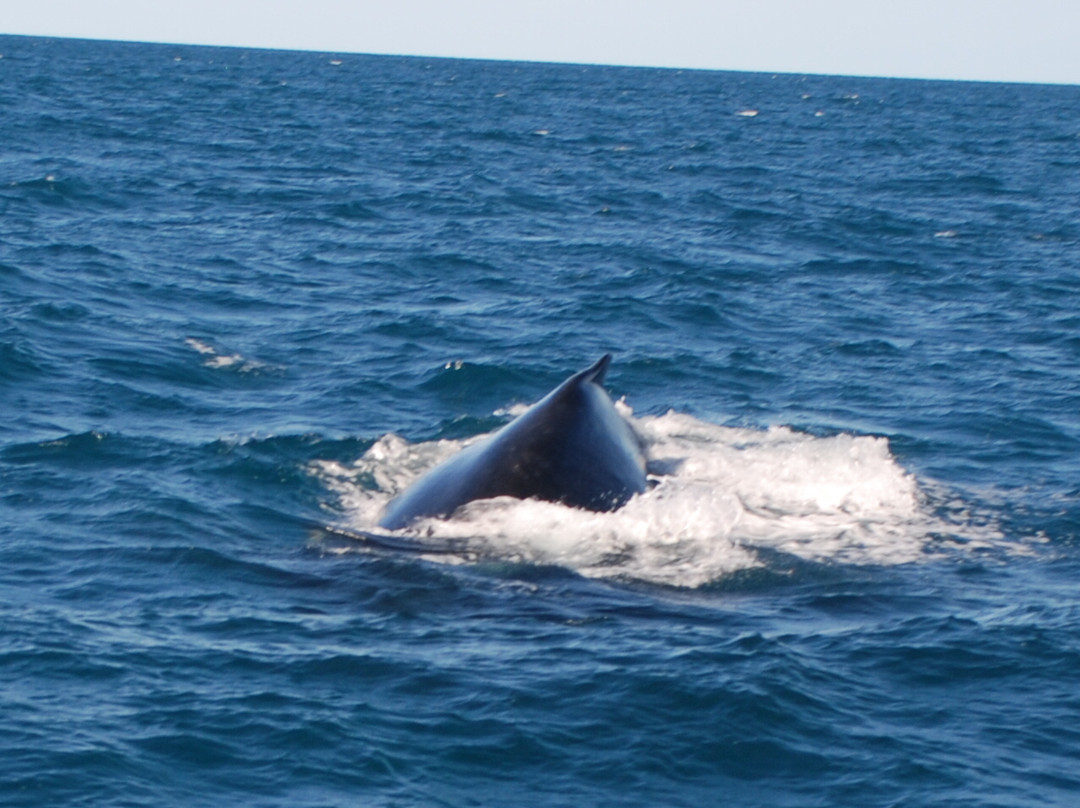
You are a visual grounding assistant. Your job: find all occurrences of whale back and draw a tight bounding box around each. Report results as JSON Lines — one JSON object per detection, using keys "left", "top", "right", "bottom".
{"left": 378, "top": 355, "right": 646, "bottom": 529}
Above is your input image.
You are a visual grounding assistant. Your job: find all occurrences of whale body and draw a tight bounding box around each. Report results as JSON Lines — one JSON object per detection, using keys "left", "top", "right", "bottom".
{"left": 378, "top": 354, "right": 647, "bottom": 530}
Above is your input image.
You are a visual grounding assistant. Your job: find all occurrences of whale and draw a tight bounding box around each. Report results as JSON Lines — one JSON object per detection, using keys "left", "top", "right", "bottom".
{"left": 378, "top": 354, "right": 647, "bottom": 530}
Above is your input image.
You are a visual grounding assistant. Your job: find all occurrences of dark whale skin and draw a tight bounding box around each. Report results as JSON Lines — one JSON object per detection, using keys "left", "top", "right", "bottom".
{"left": 378, "top": 355, "right": 646, "bottom": 530}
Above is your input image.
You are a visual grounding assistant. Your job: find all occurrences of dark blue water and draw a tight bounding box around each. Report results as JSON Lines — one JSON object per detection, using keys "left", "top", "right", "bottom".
{"left": 3, "top": 34, "right": 1080, "bottom": 806}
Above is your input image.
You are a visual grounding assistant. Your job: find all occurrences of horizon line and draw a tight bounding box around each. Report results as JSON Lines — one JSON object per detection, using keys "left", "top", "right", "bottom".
{"left": 2, "top": 31, "right": 1078, "bottom": 89}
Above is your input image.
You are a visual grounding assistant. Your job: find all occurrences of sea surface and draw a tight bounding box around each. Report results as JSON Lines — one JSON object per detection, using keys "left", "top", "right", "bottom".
{"left": 2, "top": 34, "right": 1079, "bottom": 807}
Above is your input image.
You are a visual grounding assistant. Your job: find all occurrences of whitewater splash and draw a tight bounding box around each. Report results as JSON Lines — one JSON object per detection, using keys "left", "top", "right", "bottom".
{"left": 186, "top": 338, "right": 270, "bottom": 372}
{"left": 313, "top": 406, "right": 1001, "bottom": 587}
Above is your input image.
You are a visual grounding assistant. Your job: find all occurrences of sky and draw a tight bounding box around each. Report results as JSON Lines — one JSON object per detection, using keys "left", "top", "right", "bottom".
{"left": 4, "top": 0, "right": 1080, "bottom": 85}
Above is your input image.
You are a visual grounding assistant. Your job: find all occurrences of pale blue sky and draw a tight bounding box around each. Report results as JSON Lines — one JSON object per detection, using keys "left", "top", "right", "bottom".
{"left": 5, "top": 0, "right": 1079, "bottom": 85}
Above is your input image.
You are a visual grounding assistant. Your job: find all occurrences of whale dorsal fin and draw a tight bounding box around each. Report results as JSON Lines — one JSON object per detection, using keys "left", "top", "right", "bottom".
{"left": 572, "top": 354, "right": 612, "bottom": 387}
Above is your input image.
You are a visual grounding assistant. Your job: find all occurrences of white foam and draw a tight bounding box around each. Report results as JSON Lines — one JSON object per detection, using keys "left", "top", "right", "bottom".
{"left": 185, "top": 338, "right": 268, "bottom": 372}
{"left": 186, "top": 338, "right": 217, "bottom": 355}
{"left": 313, "top": 408, "right": 1004, "bottom": 587}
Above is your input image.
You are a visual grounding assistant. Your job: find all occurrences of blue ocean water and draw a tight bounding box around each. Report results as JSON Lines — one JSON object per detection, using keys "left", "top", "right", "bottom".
{"left": 2, "top": 33, "right": 1080, "bottom": 806}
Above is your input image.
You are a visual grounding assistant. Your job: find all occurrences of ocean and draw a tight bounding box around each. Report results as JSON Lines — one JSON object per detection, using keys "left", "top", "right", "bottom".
{"left": 2, "top": 34, "right": 1079, "bottom": 806}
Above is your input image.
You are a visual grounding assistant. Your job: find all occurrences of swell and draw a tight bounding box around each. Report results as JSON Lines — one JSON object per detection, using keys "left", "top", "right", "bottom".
{"left": 3, "top": 34, "right": 1080, "bottom": 808}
